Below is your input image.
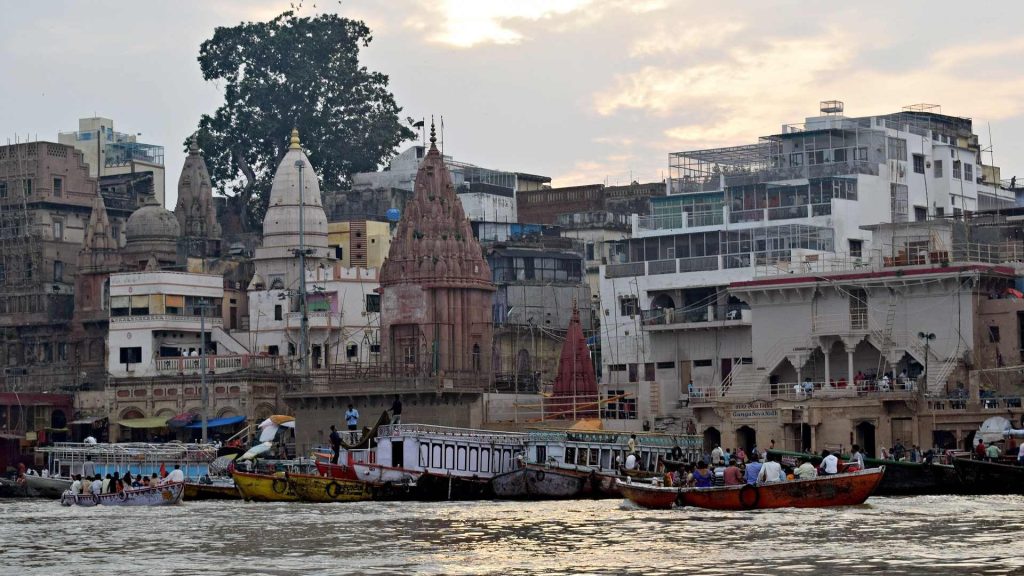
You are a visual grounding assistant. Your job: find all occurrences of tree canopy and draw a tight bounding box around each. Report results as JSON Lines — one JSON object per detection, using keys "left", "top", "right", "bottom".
{"left": 193, "top": 11, "right": 415, "bottom": 230}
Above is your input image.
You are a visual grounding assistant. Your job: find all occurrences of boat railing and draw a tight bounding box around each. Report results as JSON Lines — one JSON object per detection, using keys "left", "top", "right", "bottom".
{"left": 37, "top": 442, "right": 219, "bottom": 462}
{"left": 378, "top": 423, "right": 527, "bottom": 444}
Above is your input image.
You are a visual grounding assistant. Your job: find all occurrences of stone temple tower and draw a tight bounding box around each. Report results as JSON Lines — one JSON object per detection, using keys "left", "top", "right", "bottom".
{"left": 174, "top": 136, "right": 222, "bottom": 258}
{"left": 380, "top": 122, "right": 495, "bottom": 382}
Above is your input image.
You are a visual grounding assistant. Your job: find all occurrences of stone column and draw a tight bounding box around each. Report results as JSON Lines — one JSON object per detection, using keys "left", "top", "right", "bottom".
{"left": 823, "top": 347, "right": 830, "bottom": 385}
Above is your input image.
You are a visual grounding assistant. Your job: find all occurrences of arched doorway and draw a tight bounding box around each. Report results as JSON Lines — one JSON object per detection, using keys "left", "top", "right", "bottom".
{"left": 800, "top": 424, "right": 812, "bottom": 452}
{"left": 50, "top": 409, "right": 67, "bottom": 429}
{"left": 703, "top": 426, "right": 721, "bottom": 453}
{"left": 932, "top": 430, "right": 956, "bottom": 451}
{"left": 651, "top": 294, "right": 675, "bottom": 310}
{"left": 736, "top": 425, "right": 756, "bottom": 454}
{"left": 855, "top": 421, "right": 876, "bottom": 457}
{"left": 963, "top": 431, "right": 976, "bottom": 452}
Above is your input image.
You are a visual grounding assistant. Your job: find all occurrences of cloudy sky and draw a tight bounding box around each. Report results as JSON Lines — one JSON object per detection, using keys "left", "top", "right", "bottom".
{"left": 3, "top": 0, "right": 1024, "bottom": 207}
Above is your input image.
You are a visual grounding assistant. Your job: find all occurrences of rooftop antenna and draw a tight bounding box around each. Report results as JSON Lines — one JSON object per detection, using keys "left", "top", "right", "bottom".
{"left": 440, "top": 115, "right": 445, "bottom": 157}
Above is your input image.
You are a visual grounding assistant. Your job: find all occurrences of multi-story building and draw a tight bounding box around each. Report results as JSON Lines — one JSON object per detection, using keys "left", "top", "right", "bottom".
{"left": 327, "top": 219, "right": 391, "bottom": 269}
{"left": 58, "top": 117, "right": 166, "bottom": 205}
{"left": 598, "top": 102, "right": 1018, "bottom": 431}
{"left": 517, "top": 181, "right": 665, "bottom": 225}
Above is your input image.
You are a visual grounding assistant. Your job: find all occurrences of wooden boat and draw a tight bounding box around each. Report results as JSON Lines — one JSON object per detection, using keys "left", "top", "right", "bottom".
{"left": 0, "top": 476, "right": 29, "bottom": 498}
{"left": 286, "top": 472, "right": 372, "bottom": 503}
{"left": 314, "top": 461, "right": 358, "bottom": 481}
{"left": 769, "top": 449, "right": 960, "bottom": 496}
{"left": 184, "top": 479, "right": 241, "bottom": 500}
{"left": 676, "top": 467, "right": 885, "bottom": 510}
{"left": 60, "top": 482, "right": 185, "bottom": 507}
{"left": 492, "top": 464, "right": 589, "bottom": 499}
{"left": 952, "top": 457, "right": 1024, "bottom": 494}
{"left": 23, "top": 475, "right": 72, "bottom": 498}
{"left": 231, "top": 470, "right": 299, "bottom": 502}
{"left": 617, "top": 479, "right": 679, "bottom": 509}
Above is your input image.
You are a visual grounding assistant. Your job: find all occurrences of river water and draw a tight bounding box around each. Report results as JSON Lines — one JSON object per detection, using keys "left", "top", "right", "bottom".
{"left": 2, "top": 495, "right": 1022, "bottom": 575}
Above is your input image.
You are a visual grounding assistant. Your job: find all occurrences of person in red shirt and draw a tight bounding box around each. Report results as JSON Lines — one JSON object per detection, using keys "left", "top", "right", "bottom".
{"left": 975, "top": 440, "right": 986, "bottom": 460}
{"left": 723, "top": 459, "right": 744, "bottom": 486}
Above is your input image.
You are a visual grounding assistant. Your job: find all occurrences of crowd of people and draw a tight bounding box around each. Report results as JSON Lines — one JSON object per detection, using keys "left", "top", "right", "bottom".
{"left": 658, "top": 443, "right": 866, "bottom": 488}
{"left": 65, "top": 464, "right": 186, "bottom": 497}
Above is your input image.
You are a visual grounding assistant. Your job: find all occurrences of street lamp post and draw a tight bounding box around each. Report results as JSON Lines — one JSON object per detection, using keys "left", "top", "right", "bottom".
{"left": 918, "top": 331, "right": 936, "bottom": 394}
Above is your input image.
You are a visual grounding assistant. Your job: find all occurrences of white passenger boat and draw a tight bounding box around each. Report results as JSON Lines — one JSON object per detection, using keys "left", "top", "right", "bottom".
{"left": 60, "top": 481, "right": 185, "bottom": 507}
{"left": 29, "top": 442, "right": 217, "bottom": 498}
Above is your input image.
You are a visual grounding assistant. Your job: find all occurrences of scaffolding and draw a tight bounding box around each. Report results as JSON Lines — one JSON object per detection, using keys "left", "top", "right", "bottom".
{"left": 0, "top": 138, "right": 44, "bottom": 300}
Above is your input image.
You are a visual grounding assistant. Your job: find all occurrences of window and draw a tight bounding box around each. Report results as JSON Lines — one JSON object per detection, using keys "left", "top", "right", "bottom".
{"left": 656, "top": 361, "right": 675, "bottom": 369}
{"left": 989, "top": 326, "right": 1000, "bottom": 343}
{"left": 0, "top": 182, "right": 6, "bottom": 198}
{"left": 934, "top": 160, "right": 943, "bottom": 178}
{"left": 693, "top": 359, "right": 713, "bottom": 367}
{"left": 849, "top": 288, "right": 868, "bottom": 330}
{"left": 953, "top": 160, "right": 961, "bottom": 180}
{"left": 52, "top": 177, "right": 63, "bottom": 197}
{"left": 268, "top": 345, "right": 279, "bottom": 356}
{"left": 789, "top": 152, "right": 804, "bottom": 167}
{"left": 335, "top": 246, "right": 343, "bottom": 260}
{"left": 854, "top": 147, "right": 868, "bottom": 161}
{"left": 585, "top": 243, "right": 595, "bottom": 261}
{"left": 274, "top": 304, "right": 282, "bottom": 321}
{"left": 619, "top": 296, "right": 638, "bottom": 317}
{"left": 887, "top": 137, "right": 907, "bottom": 161}
{"left": 848, "top": 239, "right": 862, "bottom": 258}
{"left": 644, "top": 362, "right": 655, "bottom": 381}
{"left": 370, "top": 343, "right": 380, "bottom": 354}
{"left": 53, "top": 260, "right": 63, "bottom": 282}
{"left": 891, "top": 183, "right": 909, "bottom": 222}
{"left": 0, "top": 264, "right": 5, "bottom": 283}
{"left": 913, "top": 154, "right": 925, "bottom": 174}
{"left": 914, "top": 206, "right": 928, "bottom": 222}
{"left": 53, "top": 221, "right": 63, "bottom": 240}
{"left": 365, "top": 293, "right": 380, "bottom": 313}
{"left": 346, "top": 343, "right": 358, "bottom": 358}
{"left": 964, "top": 163, "right": 973, "bottom": 182}
{"left": 119, "top": 347, "right": 142, "bottom": 364}
{"left": 472, "top": 344, "right": 481, "bottom": 371}
{"left": 22, "top": 179, "right": 32, "bottom": 197}
{"left": 607, "top": 364, "right": 626, "bottom": 372}
{"left": 628, "top": 363, "right": 638, "bottom": 383}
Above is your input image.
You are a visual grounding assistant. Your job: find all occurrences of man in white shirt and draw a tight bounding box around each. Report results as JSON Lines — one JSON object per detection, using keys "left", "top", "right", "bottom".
{"left": 90, "top": 475, "right": 103, "bottom": 495}
{"left": 849, "top": 445, "right": 866, "bottom": 470}
{"left": 820, "top": 451, "right": 840, "bottom": 475}
{"left": 69, "top": 475, "right": 83, "bottom": 495}
{"left": 163, "top": 464, "right": 185, "bottom": 484}
{"left": 711, "top": 445, "right": 724, "bottom": 466}
{"left": 756, "top": 458, "right": 784, "bottom": 484}
{"left": 624, "top": 453, "right": 637, "bottom": 470}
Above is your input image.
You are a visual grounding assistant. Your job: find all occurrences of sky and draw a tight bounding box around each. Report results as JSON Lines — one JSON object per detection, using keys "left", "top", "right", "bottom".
{"left": 3, "top": 0, "right": 1024, "bottom": 208}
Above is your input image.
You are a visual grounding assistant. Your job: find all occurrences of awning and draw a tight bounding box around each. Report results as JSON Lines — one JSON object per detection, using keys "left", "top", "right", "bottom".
{"left": 184, "top": 415, "right": 246, "bottom": 429}
{"left": 118, "top": 416, "right": 170, "bottom": 429}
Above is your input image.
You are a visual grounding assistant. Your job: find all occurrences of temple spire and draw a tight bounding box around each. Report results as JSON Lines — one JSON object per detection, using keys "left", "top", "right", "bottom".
{"left": 429, "top": 116, "right": 436, "bottom": 147}
{"left": 289, "top": 128, "right": 301, "bottom": 150}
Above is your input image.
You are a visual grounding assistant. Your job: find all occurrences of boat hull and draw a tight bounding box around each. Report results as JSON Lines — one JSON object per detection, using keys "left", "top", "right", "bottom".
{"left": 952, "top": 458, "right": 1024, "bottom": 494}
{"left": 287, "top": 473, "right": 372, "bottom": 503}
{"left": 617, "top": 480, "right": 679, "bottom": 509}
{"left": 231, "top": 470, "right": 299, "bottom": 502}
{"left": 492, "top": 466, "right": 585, "bottom": 499}
{"left": 184, "top": 481, "right": 241, "bottom": 500}
{"left": 24, "top": 475, "right": 73, "bottom": 499}
{"left": 678, "top": 467, "right": 885, "bottom": 510}
{"left": 60, "top": 482, "right": 184, "bottom": 507}
{"left": 769, "top": 449, "right": 960, "bottom": 495}
{"left": 314, "top": 461, "right": 359, "bottom": 481}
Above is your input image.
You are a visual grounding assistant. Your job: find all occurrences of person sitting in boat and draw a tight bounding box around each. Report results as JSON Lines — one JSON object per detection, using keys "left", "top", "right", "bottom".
{"left": 848, "top": 445, "right": 866, "bottom": 471}
{"left": 819, "top": 450, "right": 840, "bottom": 475}
{"left": 723, "top": 459, "right": 744, "bottom": 486}
{"left": 122, "top": 472, "right": 133, "bottom": 490}
{"left": 109, "top": 472, "right": 120, "bottom": 494}
{"left": 624, "top": 452, "right": 638, "bottom": 471}
{"left": 69, "top": 475, "right": 83, "bottom": 495}
{"left": 794, "top": 457, "right": 818, "bottom": 480}
{"left": 90, "top": 475, "right": 103, "bottom": 496}
{"left": 756, "top": 455, "right": 785, "bottom": 484}
{"left": 162, "top": 464, "right": 185, "bottom": 485}
{"left": 692, "top": 461, "right": 715, "bottom": 488}
{"left": 745, "top": 458, "right": 762, "bottom": 485}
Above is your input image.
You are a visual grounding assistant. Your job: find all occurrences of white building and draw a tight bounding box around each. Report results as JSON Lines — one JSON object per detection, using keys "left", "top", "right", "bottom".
{"left": 58, "top": 116, "right": 166, "bottom": 204}
{"left": 107, "top": 271, "right": 224, "bottom": 378}
{"left": 598, "top": 102, "right": 1017, "bottom": 421}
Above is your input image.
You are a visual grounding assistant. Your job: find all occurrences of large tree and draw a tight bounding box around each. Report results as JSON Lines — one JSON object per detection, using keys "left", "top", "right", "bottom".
{"left": 193, "top": 10, "right": 415, "bottom": 231}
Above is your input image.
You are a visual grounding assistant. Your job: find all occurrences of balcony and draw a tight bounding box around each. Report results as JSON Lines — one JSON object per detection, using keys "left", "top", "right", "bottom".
{"left": 641, "top": 304, "right": 751, "bottom": 331}
{"left": 285, "top": 311, "right": 343, "bottom": 329}
{"left": 155, "top": 354, "right": 284, "bottom": 376}
{"left": 110, "top": 314, "right": 223, "bottom": 329}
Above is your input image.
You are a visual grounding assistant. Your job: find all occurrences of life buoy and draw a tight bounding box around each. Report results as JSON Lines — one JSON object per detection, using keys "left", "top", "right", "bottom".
{"left": 272, "top": 478, "right": 288, "bottom": 494}
{"left": 671, "top": 446, "right": 683, "bottom": 460}
{"left": 326, "top": 481, "right": 342, "bottom": 499}
{"left": 118, "top": 491, "right": 129, "bottom": 502}
{"left": 535, "top": 469, "right": 545, "bottom": 482}
{"left": 738, "top": 484, "right": 760, "bottom": 509}
{"left": 91, "top": 493, "right": 101, "bottom": 505}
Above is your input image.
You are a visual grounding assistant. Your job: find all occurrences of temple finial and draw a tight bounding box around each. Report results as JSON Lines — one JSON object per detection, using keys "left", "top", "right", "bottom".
{"left": 429, "top": 116, "right": 436, "bottom": 146}
{"left": 289, "top": 128, "right": 301, "bottom": 150}
{"left": 189, "top": 134, "right": 199, "bottom": 154}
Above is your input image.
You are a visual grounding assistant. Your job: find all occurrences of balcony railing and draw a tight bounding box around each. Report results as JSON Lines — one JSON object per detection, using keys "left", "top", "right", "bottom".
{"left": 641, "top": 304, "right": 750, "bottom": 328}
{"left": 155, "top": 354, "right": 284, "bottom": 376}
{"left": 110, "top": 314, "right": 223, "bottom": 325}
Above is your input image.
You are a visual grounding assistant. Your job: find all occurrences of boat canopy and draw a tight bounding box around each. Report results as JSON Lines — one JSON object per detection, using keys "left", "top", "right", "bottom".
{"left": 118, "top": 417, "right": 170, "bottom": 429}
{"left": 185, "top": 415, "right": 246, "bottom": 429}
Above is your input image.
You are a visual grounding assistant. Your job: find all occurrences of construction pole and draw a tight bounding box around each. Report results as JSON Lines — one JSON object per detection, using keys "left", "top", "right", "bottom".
{"left": 200, "top": 301, "right": 208, "bottom": 443}
{"left": 296, "top": 160, "right": 310, "bottom": 386}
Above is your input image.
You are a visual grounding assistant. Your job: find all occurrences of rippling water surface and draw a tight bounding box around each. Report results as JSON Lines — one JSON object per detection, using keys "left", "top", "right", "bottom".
{"left": 2, "top": 496, "right": 1023, "bottom": 575}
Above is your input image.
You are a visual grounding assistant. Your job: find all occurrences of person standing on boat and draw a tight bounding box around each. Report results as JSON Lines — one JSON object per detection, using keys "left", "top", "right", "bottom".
{"left": 390, "top": 395, "right": 403, "bottom": 425}
{"left": 82, "top": 456, "right": 96, "bottom": 479}
{"left": 627, "top": 434, "right": 637, "bottom": 455}
{"left": 162, "top": 464, "right": 185, "bottom": 484}
{"left": 329, "top": 425, "right": 342, "bottom": 464}
{"left": 345, "top": 405, "right": 360, "bottom": 442}
{"left": 849, "top": 445, "right": 866, "bottom": 471}
{"left": 711, "top": 444, "right": 724, "bottom": 466}
{"left": 985, "top": 442, "right": 1002, "bottom": 462}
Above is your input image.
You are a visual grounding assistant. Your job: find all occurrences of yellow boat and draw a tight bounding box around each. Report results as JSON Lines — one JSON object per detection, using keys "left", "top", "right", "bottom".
{"left": 231, "top": 470, "right": 299, "bottom": 502}
{"left": 287, "top": 472, "right": 372, "bottom": 503}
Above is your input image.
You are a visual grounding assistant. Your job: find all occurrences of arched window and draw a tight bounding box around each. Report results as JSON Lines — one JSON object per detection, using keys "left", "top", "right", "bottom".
{"left": 471, "top": 344, "right": 481, "bottom": 372}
